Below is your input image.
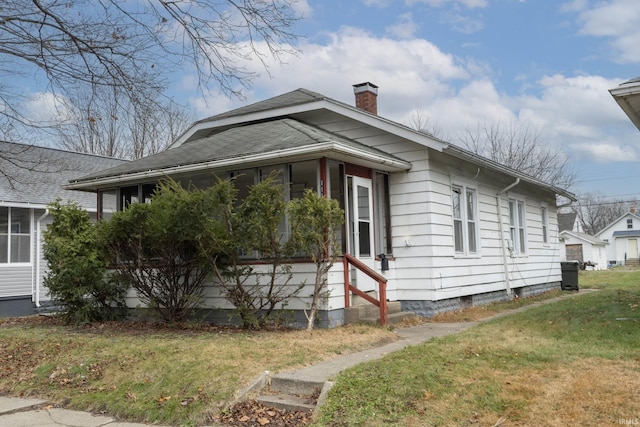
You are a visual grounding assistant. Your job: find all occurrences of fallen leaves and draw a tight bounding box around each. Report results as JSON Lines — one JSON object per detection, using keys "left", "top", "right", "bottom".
{"left": 215, "top": 400, "right": 312, "bottom": 426}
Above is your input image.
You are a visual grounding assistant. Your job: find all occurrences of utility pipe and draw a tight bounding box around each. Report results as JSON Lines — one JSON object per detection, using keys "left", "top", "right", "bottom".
{"left": 34, "top": 209, "right": 49, "bottom": 308}
{"left": 496, "top": 178, "right": 520, "bottom": 296}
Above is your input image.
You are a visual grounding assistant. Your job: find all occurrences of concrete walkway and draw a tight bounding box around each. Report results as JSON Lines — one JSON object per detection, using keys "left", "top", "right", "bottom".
{"left": 0, "top": 290, "right": 592, "bottom": 426}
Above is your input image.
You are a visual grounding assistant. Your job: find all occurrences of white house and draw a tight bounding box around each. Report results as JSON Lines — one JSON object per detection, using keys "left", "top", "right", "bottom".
{"left": 595, "top": 209, "right": 640, "bottom": 267}
{"left": 67, "top": 83, "right": 575, "bottom": 327}
{"left": 0, "top": 142, "right": 125, "bottom": 317}
{"left": 559, "top": 230, "right": 608, "bottom": 270}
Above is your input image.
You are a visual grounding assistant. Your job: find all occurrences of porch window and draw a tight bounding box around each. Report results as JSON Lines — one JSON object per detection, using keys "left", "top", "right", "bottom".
{"left": 509, "top": 199, "right": 527, "bottom": 254}
{"left": 452, "top": 186, "right": 478, "bottom": 254}
{"left": 328, "top": 161, "right": 346, "bottom": 253}
{"left": 120, "top": 185, "right": 139, "bottom": 209}
{"left": 0, "top": 207, "right": 31, "bottom": 264}
{"left": 98, "top": 189, "right": 117, "bottom": 221}
{"left": 541, "top": 206, "right": 548, "bottom": 244}
{"left": 374, "top": 172, "right": 392, "bottom": 256}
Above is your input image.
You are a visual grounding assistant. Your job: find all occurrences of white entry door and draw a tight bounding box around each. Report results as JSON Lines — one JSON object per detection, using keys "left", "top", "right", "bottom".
{"left": 346, "top": 176, "right": 376, "bottom": 292}
{"left": 629, "top": 239, "right": 638, "bottom": 259}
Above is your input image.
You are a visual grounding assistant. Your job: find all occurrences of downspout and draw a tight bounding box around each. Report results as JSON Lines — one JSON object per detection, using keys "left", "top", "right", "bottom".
{"left": 35, "top": 209, "right": 49, "bottom": 308}
{"left": 497, "top": 178, "right": 520, "bottom": 296}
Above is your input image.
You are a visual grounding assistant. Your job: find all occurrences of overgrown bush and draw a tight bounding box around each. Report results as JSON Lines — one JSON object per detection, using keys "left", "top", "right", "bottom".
{"left": 199, "top": 175, "right": 304, "bottom": 329}
{"left": 99, "top": 180, "right": 214, "bottom": 323}
{"left": 288, "top": 189, "right": 344, "bottom": 330}
{"left": 43, "top": 200, "right": 127, "bottom": 325}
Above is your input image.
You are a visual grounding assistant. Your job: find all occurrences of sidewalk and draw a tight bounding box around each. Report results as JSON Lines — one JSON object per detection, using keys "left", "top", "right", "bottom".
{"left": 0, "top": 290, "right": 592, "bottom": 427}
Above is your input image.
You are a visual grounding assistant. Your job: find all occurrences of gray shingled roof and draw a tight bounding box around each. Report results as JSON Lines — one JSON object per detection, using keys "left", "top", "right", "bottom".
{"left": 560, "top": 230, "right": 607, "bottom": 245}
{"left": 612, "top": 230, "right": 640, "bottom": 238}
{"left": 71, "top": 118, "right": 406, "bottom": 183}
{"left": 558, "top": 212, "right": 577, "bottom": 231}
{"left": 0, "top": 141, "right": 126, "bottom": 208}
{"left": 196, "top": 89, "right": 326, "bottom": 123}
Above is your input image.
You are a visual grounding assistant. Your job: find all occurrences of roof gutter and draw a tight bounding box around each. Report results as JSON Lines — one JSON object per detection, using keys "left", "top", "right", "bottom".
{"left": 497, "top": 178, "right": 520, "bottom": 297}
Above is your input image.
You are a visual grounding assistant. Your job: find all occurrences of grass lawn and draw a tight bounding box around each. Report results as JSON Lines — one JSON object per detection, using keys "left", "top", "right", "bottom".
{"left": 313, "top": 268, "right": 640, "bottom": 426}
{"left": 0, "top": 319, "right": 396, "bottom": 425}
{"left": 1, "top": 269, "right": 638, "bottom": 426}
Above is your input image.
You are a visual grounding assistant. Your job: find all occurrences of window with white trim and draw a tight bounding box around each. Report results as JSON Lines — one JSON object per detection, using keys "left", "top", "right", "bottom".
{"left": 509, "top": 199, "right": 527, "bottom": 254}
{"left": 0, "top": 207, "right": 31, "bottom": 264}
{"left": 452, "top": 186, "right": 478, "bottom": 254}
{"left": 541, "top": 206, "right": 548, "bottom": 244}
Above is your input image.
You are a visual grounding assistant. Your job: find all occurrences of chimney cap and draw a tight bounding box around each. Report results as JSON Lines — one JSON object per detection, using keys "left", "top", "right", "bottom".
{"left": 353, "top": 82, "right": 378, "bottom": 94}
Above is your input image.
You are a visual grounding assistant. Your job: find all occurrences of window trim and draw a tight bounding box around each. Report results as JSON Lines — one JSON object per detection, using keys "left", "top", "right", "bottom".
{"left": 452, "top": 184, "right": 479, "bottom": 256}
{"left": 509, "top": 198, "right": 528, "bottom": 255}
{"left": 0, "top": 206, "right": 32, "bottom": 265}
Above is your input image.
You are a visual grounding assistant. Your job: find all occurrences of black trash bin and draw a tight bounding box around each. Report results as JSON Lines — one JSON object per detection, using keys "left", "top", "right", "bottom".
{"left": 560, "top": 261, "right": 579, "bottom": 291}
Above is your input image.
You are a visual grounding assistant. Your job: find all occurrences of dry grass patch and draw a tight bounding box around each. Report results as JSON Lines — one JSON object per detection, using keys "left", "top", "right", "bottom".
{"left": 497, "top": 358, "right": 640, "bottom": 426}
{"left": 0, "top": 318, "right": 397, "bottom": 425}
{"left": 428, "top": 290, "right": 565, "bottom": 322}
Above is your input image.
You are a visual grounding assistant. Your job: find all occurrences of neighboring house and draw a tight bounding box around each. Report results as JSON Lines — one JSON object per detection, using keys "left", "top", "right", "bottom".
{"left": 595, "top": 208, "right": 640, "bottom": 267}
{"left": 67, "top": 83, "right": 575, "bottom": 327}
{"left": 608, "top": 77, "right": 640, "bottom": 267}
{"left": 557, "top": 211, "right": 606, "bottom": 268}
{"left": 559, "top": 230, "right": 608, "bottom": 270}
{"left": 0, "top": 141, "right": 126, "bottom": 317}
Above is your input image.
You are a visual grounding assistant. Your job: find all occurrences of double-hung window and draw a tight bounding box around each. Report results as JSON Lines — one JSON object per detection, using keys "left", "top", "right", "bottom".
{"left": 452, "top": 186, "right": 478, "bottom": 255}
{"left": 0, "top": 207, "right": 31, "bottom": 264}
{"left": 509, "top": 199, "right": 527, "bottom": 254}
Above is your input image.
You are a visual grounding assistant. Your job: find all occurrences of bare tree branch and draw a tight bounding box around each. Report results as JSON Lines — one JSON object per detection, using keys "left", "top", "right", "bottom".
{"left": 0, "top": 0, "right": 300, "bottom": 129}
{"left": 574, "top": 192, "right": 638, "bottom": 235}
{"left": 455, "top": 121, "right": 576, "bottom": 190}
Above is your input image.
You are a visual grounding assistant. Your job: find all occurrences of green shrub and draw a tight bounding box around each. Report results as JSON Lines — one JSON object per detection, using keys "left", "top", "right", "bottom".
{"left": 99, "top": 180, "right": 214, "bottom": 324}
{"left": 43, "top": 200, "right": 127, "bottom": 325}
{"left": 199, "top": 174, "right": 304, "bottom": 329}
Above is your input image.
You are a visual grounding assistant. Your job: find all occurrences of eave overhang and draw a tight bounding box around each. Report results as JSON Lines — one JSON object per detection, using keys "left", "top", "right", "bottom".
{"left": 65, "top": 140, "right": 412, "bottom": 192}
{"left": 609, "top": 79, "right": 640, "bottom": 132}
{"left": 443, "top": 144, "right": 577, "bottom": 201}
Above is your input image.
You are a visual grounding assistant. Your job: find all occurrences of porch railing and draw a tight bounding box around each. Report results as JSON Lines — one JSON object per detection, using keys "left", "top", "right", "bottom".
{"left": 343, "top": 253, "right": 388, "bottom": 325}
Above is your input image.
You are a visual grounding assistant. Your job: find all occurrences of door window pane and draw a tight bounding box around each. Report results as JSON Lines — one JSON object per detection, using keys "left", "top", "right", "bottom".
{"left": 358, "top": 221, "right": 371, "bottom": 257}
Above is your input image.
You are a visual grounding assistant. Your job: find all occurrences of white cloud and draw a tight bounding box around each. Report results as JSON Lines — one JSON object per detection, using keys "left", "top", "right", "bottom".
{"left": 192, "top": 27, "right": 471, "bottom": 120}
{"left": 22, "top": 92, "right": 73, "bottom": 125}
{"left": 571, "top": 0, "right": 640, "bottom": 63}
{"left": 440, "top": 9, "right": 484, "bottom": 34}
{"left": 362, "top": 0, "right": 392, "bottom": 7}
{"left": 407, "top": 0, "right": 488, "bottom": 8}
{"left": 186, "top": 29, "right": 639, "bottom": 171}
{"left": 386, "top": 13, "right": 419, "bottom": 39}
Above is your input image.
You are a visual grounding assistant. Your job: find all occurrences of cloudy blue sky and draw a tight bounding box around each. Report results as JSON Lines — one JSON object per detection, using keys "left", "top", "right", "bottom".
{"left": 170, "top": 0, "right": 640, "bottom": 201}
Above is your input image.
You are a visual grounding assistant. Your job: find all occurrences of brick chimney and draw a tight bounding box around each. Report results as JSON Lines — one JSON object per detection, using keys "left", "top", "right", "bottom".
{"left": 353, "top": 82, "right": 378, "bottom": 115}
{"left": 631, "top": 205, "right": 636, "bottom": 214}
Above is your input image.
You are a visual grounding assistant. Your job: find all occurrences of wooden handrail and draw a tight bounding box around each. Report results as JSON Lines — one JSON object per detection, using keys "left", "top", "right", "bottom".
{"left": 343, "top": 253, "right": 388, "bottom": 325}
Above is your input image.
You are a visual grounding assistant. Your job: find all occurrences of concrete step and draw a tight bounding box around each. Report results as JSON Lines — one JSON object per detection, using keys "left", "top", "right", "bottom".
{"left": 254, "top": 376, "right": 323, "bottom": 412}
{"left": 345, "top": 301, "right": 402, "bottom": 323}
{"left": 269, "top": 377, "right": 323, "bottom": 396}
{"left": 360, "top": 310, "right": 417, "bottom": 326}
{"left": 255, "top": 392, "right": 316, "bottom": 412}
